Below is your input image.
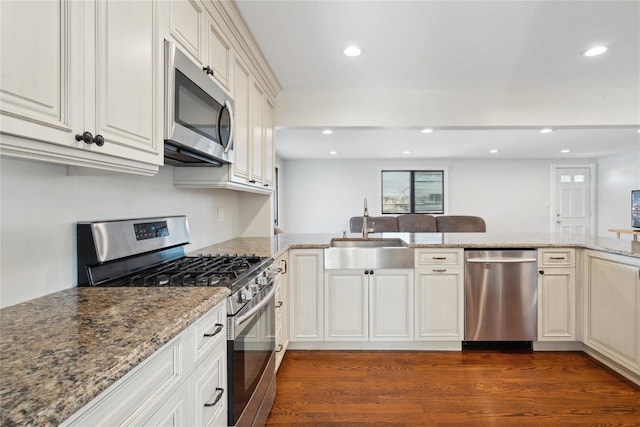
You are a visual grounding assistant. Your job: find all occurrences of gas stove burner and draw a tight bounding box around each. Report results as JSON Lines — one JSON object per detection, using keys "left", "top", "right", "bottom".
{"left": 90, "top": 252, "right": 269, "bottom": 288}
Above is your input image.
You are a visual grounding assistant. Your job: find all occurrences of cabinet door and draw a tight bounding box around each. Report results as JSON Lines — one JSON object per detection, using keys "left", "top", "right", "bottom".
{"left": 537, "top": 268, "right": 575, "bottom": 341}
{"left": 230, "top": 56, "right": 251, "bottom": 182}
{"left": 141, "top": 382, "right": 188, "bottom": 427}
{"left": 370, "top": 269, "right": 414, "bottom": 341}
{"left": 249, "top": 79, "right": 265, "bottom": 184}
{"left": 289, "top": 249, "right": 324, "bottom": 341}
{"left": 585, "top": 251, "right": 640, "bottom": 372}
{"left": 205, "top": 17, "right": 231, "bottom": 92}
{"left": 415, "top": 268, "right": 464, "bottom": 340}
{"left": 89, "top": 0, "right": 161, "bottom": 166}
{"left": 325, "top": 270, "right": 368, "bottom": 341}
{"left": 262, "top": 97, "right": 275, "bottom": 187}
{"left": 168, "top": 0, "right": 205, "bottom": 64}
{"left": 0, "top": 0, "right": 82, "bottom": 148}
{"left": 275, "top": 255, "right": 289, "bottom": 370}
{"left": 188, "top": 344, "right": 227, "bottom": 427}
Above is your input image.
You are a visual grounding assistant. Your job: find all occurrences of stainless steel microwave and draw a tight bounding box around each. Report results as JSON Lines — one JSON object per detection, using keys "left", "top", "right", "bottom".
{"left": 164, "top": 40, "right": 234, "bottom": 166}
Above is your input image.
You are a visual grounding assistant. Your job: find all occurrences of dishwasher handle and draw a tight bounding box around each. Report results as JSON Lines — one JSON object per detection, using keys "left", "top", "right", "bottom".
{"left": 466, "top": 258, "right": 537, "bottom": 264}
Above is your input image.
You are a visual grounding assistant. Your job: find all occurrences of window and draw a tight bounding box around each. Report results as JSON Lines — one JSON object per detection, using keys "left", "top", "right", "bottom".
{"left": 381, "top": 170, "right": 444, "bottom": 214}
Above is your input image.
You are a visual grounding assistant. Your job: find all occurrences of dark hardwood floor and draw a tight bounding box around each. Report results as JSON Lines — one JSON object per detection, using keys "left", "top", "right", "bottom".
{"left": 267, "top": 350, "right": 640, "bottom": 426}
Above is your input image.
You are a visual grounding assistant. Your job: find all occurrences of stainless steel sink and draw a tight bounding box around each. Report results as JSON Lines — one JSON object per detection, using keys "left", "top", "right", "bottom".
{"left": 325, "top": 238, "right": 413, "bottom": 269}
{"left": 329, "top": 238, "right": 408, "bottom": 248}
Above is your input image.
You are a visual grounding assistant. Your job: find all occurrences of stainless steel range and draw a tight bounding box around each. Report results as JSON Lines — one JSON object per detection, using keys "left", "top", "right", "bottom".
{"left": 77, "top": 215, "right": 278, "bottom": 427}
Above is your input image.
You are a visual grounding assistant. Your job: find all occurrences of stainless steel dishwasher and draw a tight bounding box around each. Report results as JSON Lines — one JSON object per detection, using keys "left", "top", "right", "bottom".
{"left": 464, "top": 249, "right": 537, "bottom": 347}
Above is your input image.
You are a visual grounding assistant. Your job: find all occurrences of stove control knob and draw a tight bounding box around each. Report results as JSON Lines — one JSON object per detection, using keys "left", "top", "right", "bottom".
{"left": 258, "top": 276, "right": 268, "bottom": 286}
{"left": 249, "top": 283, "right": 260, "bottom": 294}
{"left": 241, "top": 289, "right": 253, "bottom": 301}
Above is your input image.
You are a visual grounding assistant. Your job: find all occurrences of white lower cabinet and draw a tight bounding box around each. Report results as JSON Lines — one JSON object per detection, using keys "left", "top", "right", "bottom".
{"left": 324, "top": 269, "right": 414, "bottom": 341}
{"left": 537, "top": 248, "right": 576, "bottom": 341}
{"left": 289, "top": 249, "right": 324, "bottom": 341}
{"left": 61, "top": 301, "right": 227, "bottom": 427}
{"left": 584, "top": 250, "right": 640, "bottom": 377}
{"left": 325, "top": 270, "right": 369, "bottom": 340}
{"left": 414, "top": 249, "right": 464, "bottom": 340}
{"left": 188, "top": 343, "right": 227, "bottom": 427}
{"left": 274, "top": 253, "right": 290, "bottom": 370}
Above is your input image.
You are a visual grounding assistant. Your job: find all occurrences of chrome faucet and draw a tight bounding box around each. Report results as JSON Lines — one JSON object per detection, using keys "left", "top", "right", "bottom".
{"left": 362, "top": 197, "right": 374, "bottom": 238}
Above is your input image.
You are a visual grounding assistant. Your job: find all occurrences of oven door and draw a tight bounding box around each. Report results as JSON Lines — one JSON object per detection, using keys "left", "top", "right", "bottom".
{"left": 228, "top": 283, "right": 276, "bottom": 427}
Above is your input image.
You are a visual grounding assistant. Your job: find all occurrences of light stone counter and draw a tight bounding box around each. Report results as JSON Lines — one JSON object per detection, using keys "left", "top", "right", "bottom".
{"left": 0, "top": 286, "right": 229, "bottom": 426}
{"left": 195, "top": 232, "right": 640, "bottom": 259}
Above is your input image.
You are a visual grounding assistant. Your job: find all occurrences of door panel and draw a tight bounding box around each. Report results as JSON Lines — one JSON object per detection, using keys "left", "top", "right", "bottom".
{"left": 553, "top": 167, "right": 592, "bottom": 235}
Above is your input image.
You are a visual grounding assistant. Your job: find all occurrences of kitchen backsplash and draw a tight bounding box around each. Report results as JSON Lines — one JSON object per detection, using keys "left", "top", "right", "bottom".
{"left": 0, "top": 157, "right": 241, "bottom": 308}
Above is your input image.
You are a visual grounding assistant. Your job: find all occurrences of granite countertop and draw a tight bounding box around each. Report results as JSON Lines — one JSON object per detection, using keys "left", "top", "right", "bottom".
{"left": 195, "top": 232, "right": 640, "bottom": 259}
{"left": 0, "top": 286, "right": 229, "bottom": 426}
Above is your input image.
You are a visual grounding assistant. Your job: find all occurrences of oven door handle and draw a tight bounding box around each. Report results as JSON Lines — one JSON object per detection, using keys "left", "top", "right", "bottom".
{"left": 235, "top": 284, "right": 276, "bottom": 327}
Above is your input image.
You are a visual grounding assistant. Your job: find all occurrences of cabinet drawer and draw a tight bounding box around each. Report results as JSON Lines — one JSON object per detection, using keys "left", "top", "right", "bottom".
{"left": 538, "top": 248, "right": 575, "bottom": 268}
{"left": 64, "top": 335, "right": 185, "bottom": 426}
{"left": 415, "top": 249, "right": 463, "bottom": 267}
{"left": 191, "top": 301, "right": 226, "bottom": 366}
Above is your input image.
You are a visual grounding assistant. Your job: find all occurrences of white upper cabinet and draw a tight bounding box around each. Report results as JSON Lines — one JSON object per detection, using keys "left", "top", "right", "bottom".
{"left": 263, "top": 97, "right": 275, "bottom": 187}
{"left": 249, "top": 79, "right": 265, "bottom": 184}
{"left": 168, "top": 1, "right": 279, "bottom": 195}
{"left": 0, "top": 0, "right": 163, "bottom": 175}
{"left": 168, "top": 0, "right": 231, "bottom": 94}
{"left": 205, "top": 17, "right": 232, "bottom": 92}
{"left": 231, "top": 56, "right": 251, "bottom": 182}
{"left": 168, "top": 0, "right": 205, "bottom": 64}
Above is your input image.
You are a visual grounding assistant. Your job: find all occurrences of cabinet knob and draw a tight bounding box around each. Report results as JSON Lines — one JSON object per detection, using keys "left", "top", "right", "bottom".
{"left": 75, "top": 131, "right": 105, "bottom": 147}
{"left": 75, "top": 131, "right": 94, "bottom": 144}
{"left": 94, "top": 134, "right": 105, "bottom": 146}
{"left": 203, "top": 65, "right": 214, "bottom": 76}
{"left": 539, "top": 270, "right": 545, "bottom": 275}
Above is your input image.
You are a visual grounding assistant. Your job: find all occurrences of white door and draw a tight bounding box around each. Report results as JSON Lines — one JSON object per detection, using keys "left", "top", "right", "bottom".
{"left": 553, "top": 167, "right": 592, "bottom": 235}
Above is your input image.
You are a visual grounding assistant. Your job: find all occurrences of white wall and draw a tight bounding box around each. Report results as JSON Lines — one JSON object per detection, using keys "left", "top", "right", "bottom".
{"left": 276, "top": 88, "right": 639, "bottom": 128}
{"left": 596, "top": 150, "right": 640, "bottom": 238}
{"left": 0, "top": 158, "right": 242, "bottom": 308}
{"left": 281, "top": 158, "right": 593, "bottom": 234}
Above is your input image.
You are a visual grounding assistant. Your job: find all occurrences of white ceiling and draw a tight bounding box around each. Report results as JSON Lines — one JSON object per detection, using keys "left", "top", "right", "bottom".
{"left": 235, "top": 0, "right": 640, "bottom": 160}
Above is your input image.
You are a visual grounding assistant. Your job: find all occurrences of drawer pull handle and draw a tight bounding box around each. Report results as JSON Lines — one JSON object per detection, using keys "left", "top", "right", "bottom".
{"left": 432, "top": 256, "right": 447, "bottom": 260}
{"left": 204, "top": 388, "right": 224, "bottom": 407}
{"left": 204, "top": 323, "right": 224, "bottom": 338}
{"left": 275, "top": 301, "right": 283, "bottom": 308}
{"left": 432, "top": 269, "right": 447, "bottom": 273}
{"left": 275, "top": 344, "right": 284, "bottom": 352}
{"left": 549, "top": 256, "right": 566, "bottom": 260}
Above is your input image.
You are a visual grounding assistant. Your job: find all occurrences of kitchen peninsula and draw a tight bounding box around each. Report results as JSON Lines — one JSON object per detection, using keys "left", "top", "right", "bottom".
{"left": 1, "top": 232, "right": 639, "bottom": 426}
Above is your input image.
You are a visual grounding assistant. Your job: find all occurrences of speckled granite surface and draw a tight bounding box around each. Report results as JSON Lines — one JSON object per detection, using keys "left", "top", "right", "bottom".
{"left": 195, "top": 232, "right": 640, "bottom": 259}
{"left": 0, "top": 286, "right": 229, "bottom": 426}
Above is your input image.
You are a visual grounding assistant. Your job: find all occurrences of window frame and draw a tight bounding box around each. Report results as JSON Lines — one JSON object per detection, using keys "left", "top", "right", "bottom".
{"left": 380, "top": 169, "right": 447, "bottom": 215}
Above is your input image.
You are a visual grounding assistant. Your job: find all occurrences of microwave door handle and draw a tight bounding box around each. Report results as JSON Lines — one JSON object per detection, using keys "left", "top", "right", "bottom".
{"left": 164, "top": 40, "right": 176, "bottom": 139}
{"left": 223, "top": 100, "right": 234, "bottom": 153}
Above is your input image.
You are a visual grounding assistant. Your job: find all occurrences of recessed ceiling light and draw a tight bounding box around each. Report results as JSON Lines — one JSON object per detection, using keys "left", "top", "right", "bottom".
{"left": 583, "top": 46, "right": 608, "bottom": 57}
{"left": 402, "top": 150, "right": 412, "bottom": 154}
{"left": 489, "top": 149, "right": 499, "bottom": 154}
{"left": 322, "top": 129, "right": 333, "bottom": 135}
{"left": 343, "top": 46, "right": 362, "bottom": 57}
{"left": 421, "top": 128, "right": 434, "bottom": 134}
{"left": 637, "top": 129, "right": 640, "bottom": 133}
{"left": 540, "top": 128, "right": 554, "bottom": 134}
{"left": 329, "top": 150, "right": 338, "bottom": 155}
{"left": 560, "top": 149, "right": 571, "bottom": 153}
